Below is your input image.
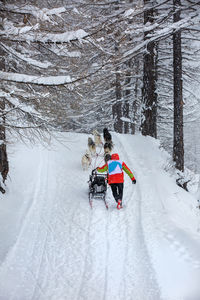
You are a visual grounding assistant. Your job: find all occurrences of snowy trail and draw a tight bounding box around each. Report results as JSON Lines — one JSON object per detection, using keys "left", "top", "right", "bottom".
{"left": 112, "top": 134, "right": 161, "bottom": 300}
{"left": 117, "top": 133, "right": 200, "bottom": 299}
{"left": 0, "top": 132, "right": 200, "bottom": 300}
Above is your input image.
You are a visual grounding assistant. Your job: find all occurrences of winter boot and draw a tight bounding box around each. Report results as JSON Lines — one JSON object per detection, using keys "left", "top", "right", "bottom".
{"left": 117, "top": 200, "right": 122, "bottom": 210}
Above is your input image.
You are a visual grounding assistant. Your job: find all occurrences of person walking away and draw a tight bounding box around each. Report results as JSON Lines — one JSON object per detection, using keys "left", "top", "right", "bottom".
{"left": 96, "top": 153, "right": 136, "bottom": 209}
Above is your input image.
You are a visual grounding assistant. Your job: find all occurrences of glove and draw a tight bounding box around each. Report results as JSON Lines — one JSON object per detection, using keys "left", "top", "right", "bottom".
{"left": 132, "top": 179, "right": 136, "bottom": 184}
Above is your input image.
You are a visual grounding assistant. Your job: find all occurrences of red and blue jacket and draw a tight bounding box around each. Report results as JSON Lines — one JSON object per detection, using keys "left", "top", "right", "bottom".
{"left": 97, "top": 153, "right": 135, "bottom": 184}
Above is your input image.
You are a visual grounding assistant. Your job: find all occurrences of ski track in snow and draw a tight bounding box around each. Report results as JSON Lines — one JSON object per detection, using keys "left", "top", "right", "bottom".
{"left": 0, "top": 133, "right": 200, "bottom": 300}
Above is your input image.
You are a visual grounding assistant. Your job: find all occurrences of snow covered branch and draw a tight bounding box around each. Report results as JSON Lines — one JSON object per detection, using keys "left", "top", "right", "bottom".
{"left": 0, "top": 18, "right": 88, "bottom": 43}
{"left": 3, "top": 4, "right": 66, "bottom": 23}
{"left": 0, "top": 71, "right": 72, "bottom": 85}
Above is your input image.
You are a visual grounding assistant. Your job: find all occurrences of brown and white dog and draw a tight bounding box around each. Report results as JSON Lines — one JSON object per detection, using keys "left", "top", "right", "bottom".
{"left": 81, "top": 150, "right": 92, "bottom": 171}
{"left": 88, "top": 137, "right": 96, "bottom": 157}
{"left": 93, "top": 130, "right": 103, "bottom": 147}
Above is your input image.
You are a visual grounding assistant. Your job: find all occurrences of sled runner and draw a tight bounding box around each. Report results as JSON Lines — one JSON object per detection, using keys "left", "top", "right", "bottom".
{"left": 88, "top": 169, "right": 108, "bottom": 209}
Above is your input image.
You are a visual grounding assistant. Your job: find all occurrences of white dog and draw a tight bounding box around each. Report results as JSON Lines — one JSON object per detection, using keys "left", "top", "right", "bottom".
{"left": 93, "top": 130, "right": 103, "bottom": 147}
{"left": 81, "top": 150, "right": 92, "bottom": 171}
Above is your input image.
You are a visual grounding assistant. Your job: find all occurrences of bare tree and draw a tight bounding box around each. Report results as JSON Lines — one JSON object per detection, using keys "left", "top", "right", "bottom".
{"left": 141, "top": 0, "right": 158, "bottom": 138}
{"left": 0, "top": 47, "right": 8, "bottom": 193}
{"left": 173, "top": 0, "right": 184, "bottom": 173}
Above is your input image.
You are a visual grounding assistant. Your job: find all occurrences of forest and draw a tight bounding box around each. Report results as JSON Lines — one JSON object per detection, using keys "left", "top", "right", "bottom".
{"left": 0, "top": 0, "right": 200, "bottom": 193}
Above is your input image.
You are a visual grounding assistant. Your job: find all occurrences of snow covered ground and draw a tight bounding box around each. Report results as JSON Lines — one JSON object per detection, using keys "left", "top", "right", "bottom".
{"left": 0, "top": 132, "right": 200, "bottom": 300}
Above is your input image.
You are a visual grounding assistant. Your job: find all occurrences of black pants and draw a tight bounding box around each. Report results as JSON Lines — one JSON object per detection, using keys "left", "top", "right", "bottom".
{"left": 110, "top": 183, "right": 124, "bottom": 203}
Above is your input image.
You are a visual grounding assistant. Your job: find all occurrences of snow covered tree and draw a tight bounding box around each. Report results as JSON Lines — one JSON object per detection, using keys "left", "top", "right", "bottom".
{"left": 1, "top": 0, "right": 200, "bottom": 192}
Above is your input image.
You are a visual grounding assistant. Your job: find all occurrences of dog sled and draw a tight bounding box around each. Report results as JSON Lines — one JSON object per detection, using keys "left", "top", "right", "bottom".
{"left": 88, "top": 169, "right": 108, "bottom": 209}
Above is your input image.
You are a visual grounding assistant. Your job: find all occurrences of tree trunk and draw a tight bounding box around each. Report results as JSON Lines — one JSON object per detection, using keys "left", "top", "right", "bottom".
{"left": 173, "top": 0, "right": 184, "bottom": 173}
{"left": 113, "top": 65, "right": 123, "bottom": 133}
{"left": 141, "top": 0, "right": 157, "bottom": 138}
{"left": 0, "top": 47, "right": 9, "bottom": 193}
{"left": 124, "top": 66, "right": 131, "bottom": 134}
{"left": 130, "top": 57, "right": 140, "bottom": 135}
{"left": 0, "top": 99, "right": 9, "bottom": 193}
{"left": 112, "top": 1, "right": 123, "bottom": 134}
